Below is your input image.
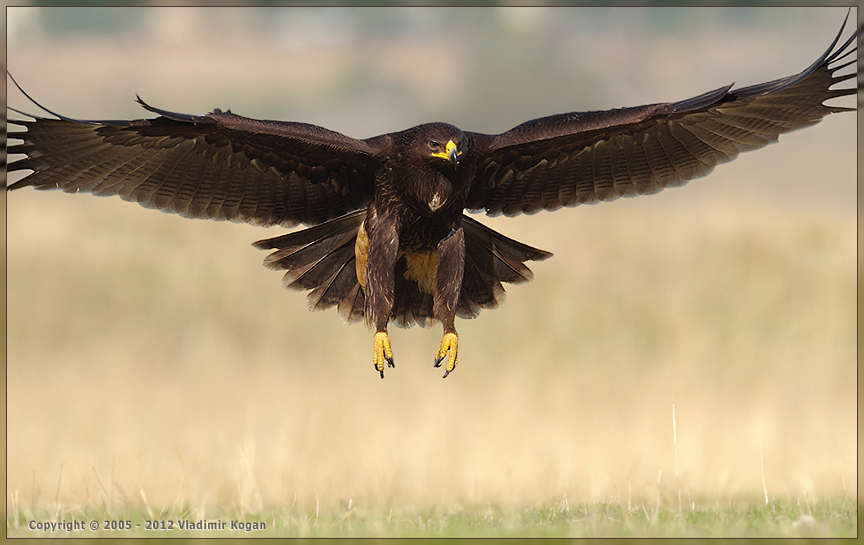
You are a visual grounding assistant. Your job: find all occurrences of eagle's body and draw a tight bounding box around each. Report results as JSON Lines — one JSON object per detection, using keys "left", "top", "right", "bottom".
{"left": 6, "top": 17, "right": 856, "bottom": 378}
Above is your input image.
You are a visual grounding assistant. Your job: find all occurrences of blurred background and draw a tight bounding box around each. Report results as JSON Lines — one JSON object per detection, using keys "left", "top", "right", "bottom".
{"left": 6, "top": 6, "right": 856, "bottom": 523}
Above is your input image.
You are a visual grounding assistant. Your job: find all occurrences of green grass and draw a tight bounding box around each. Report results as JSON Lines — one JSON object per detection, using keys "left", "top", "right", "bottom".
{"left": 7, "top": 499, "right": 857, "bottom": 538}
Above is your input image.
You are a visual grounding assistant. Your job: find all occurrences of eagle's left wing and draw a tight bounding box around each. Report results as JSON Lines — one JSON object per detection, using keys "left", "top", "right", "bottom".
{"left": 465, "top": 19, "right": 856, "bottom": 217}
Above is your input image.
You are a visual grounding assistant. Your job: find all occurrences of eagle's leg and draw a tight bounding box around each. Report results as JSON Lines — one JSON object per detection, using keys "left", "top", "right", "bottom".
{"left": 432, "top": 226, "right": 465, "bottom": 378}
{"left": 372, "top": 331, "right": 394, "bottom": 377}
{"left": 365, "top": 216, "right": 399, "bottom": 378}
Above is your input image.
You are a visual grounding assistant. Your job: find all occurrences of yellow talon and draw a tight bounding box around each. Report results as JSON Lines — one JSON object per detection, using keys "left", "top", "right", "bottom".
{"left": 434, "top": 332, "right": 459, "bottom": 378}
{"left": 373, "top": 331, "right": 394, "bottom": 378}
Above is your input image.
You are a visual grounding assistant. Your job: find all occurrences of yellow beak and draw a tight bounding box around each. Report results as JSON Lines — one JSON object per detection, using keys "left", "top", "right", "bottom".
{"left": 432, "top": 140, "right": 461, "bottom": 168}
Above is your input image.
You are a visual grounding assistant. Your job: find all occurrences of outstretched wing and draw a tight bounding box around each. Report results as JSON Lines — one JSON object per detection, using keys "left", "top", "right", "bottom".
{"left": 465, "top": 19, "right": 856, "bottom": 217}
{"left": 7, "top": 84, "right": 379, "bottom": 227}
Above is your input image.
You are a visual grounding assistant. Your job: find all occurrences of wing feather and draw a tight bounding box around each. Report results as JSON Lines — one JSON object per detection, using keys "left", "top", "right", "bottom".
{"left": 7, "top": 92, "right": 378, "bottom": 227}
{"left": 466, "top": 20, "right": 856, "bottom": 216}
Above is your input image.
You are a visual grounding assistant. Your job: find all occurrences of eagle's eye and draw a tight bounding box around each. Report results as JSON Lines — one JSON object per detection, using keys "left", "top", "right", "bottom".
{"left": 428, "top": 140, "right": 442, "bottom": 151}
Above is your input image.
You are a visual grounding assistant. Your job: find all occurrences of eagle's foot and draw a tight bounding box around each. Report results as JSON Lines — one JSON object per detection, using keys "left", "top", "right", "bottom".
{"left": 433, "top": 332, "right": 459, "bottom": 378}
{"left": 373, "top": 331, "right": 394, "bottom": 379}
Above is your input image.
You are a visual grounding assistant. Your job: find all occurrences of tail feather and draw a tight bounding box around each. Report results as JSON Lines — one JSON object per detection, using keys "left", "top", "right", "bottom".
{"left": 489, "top": 245, "right": 536, "bottom": 284}
{"left": 306, "top": 252, "right": 360, "bottom": 311}
{"left": 253, "top": 210, "right": 366, "bottom": 251}
{"left": 458, "top": 215, "right": 551, "bottom": 319}
{"left": 254, "top": 210, "right": 551, "bottom": 327}
{"left": 392, "top": 259, "right": 436, "bottom": 328}
{"left": 459, "top": 252, "right": 505, "bottom": 319}
{"left": 254, "top": 210, "right": 367, "bottom": 321}
{"left": 287, "top": 234, "right": 355, "bottom": 292}
{"left": 337, "top": 283, "right": 366, "bottom": 324}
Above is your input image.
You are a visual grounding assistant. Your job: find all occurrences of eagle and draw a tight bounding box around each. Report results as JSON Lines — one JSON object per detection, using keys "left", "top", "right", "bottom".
{"left": 7, "top": 17, "right": 856, "bottom": 379}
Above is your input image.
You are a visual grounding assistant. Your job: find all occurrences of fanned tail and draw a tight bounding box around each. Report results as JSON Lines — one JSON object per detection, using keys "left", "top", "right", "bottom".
{"left": 458, "top": 215, "right": 552, "bottom": 320}
{"left": 254, "top": 211, "right": 551, "bottom": 327}
{"left": 253, "top": 210, "right": 367, "bottom": 323}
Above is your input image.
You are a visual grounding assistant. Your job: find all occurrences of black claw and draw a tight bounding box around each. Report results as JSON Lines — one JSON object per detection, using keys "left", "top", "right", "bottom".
{"left": 386, "top": 354, "right": 395, "bottom": 368}
{"left": 379, "top": 368, "right": 385, "bottom": 379}
{"left": 433, "top": 354, "right": 444, "bottom": 368}
{"left": 442, "top": 368, "right": 451, "bottom": 378}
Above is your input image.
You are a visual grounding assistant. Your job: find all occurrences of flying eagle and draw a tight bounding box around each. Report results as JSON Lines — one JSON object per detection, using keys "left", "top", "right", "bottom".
{"left": 7, "top": 18, "right": 856, "bottom": 378}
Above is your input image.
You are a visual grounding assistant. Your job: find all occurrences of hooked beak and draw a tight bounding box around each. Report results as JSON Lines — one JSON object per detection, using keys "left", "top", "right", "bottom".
{"left": 445, "top": 140, "right": 460, "bottom": 169}
{"left": 432, "top": 140, "right": 462, "bottom": 169}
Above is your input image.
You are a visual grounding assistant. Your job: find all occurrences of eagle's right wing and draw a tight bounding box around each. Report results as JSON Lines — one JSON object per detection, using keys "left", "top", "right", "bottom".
{"left": 7, "top": 82, "right": 378, "bottom": 228}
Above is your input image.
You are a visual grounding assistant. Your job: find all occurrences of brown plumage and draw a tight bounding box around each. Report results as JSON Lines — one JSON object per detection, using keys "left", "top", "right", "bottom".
{"left": 6, "top": 18, "right": 856, "bottom": 378}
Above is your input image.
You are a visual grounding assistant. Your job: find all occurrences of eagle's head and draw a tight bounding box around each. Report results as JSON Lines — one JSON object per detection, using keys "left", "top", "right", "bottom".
{"left": 402, "top": 123, "right": 466, "bottom": 170}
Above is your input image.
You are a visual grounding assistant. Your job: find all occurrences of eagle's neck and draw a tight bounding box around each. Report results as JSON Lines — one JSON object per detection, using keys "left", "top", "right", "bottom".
{"left": 389, "top": 160, "right": 463, "bottom": 217}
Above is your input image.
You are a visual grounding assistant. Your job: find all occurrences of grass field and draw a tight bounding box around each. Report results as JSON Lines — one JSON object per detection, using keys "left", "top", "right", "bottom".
{"left": 7, "top": 498, "right": 858, "bottom": 538}
{"left": 6, "top": 7, "right": 857, "bottom": 539}
{"left": 7, "top": 190, "right": 856, "bottom": 538}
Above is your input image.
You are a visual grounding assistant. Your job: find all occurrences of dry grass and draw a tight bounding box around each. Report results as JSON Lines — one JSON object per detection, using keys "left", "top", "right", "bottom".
{"left": 5, "top": 7, "right": 857, "bottom": 538}
{"left": 7, "top": 188, "right": 856, "bottom": 537}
